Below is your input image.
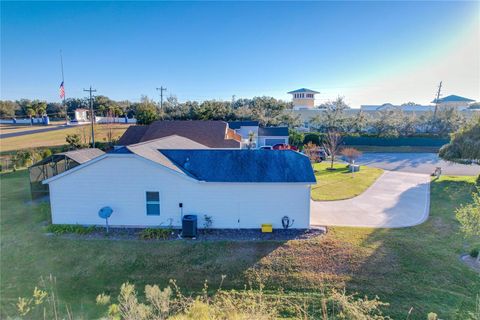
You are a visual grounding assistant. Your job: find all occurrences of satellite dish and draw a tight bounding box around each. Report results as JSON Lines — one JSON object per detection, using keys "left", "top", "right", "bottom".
{"left": 98, "top": 206, "right": 113, "bottom": 232}
{"left": 98, "top": 206, "right": 113, "bottom": 219}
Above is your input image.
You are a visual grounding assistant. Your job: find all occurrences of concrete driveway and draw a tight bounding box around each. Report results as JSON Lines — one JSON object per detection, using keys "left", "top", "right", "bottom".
{"left": 356, "top": 152, "right": 480, "bottom": 176}
{"left": 310, "top": 171, "right": 430, "bottom": 228}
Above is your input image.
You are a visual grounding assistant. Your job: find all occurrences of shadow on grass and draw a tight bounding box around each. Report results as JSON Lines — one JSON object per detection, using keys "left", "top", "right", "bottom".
{"left": 340, "top": 178, "right": 480, "bottom": 319}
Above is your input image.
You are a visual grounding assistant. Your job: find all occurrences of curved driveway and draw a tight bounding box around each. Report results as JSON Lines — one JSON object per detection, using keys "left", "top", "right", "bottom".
{"left": 310, "top": 171, "right": 431, "bottom": 228}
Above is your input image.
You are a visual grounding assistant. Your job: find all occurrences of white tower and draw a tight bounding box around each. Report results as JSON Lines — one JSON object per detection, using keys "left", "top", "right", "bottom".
{"left": 288, "top": 88, "right": 319, "bottom": 110}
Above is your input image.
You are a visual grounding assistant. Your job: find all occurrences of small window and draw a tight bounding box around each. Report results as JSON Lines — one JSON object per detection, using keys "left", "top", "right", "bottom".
{"left": 146, "top": 191, "right": 160, "bottom": 215}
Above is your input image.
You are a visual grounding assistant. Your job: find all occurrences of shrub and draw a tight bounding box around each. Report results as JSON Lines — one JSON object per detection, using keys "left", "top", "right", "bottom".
{"left": 40, "top": 148, "right": 52, "bottom": 159}
{"left": 303, "top": 133, "right": 323, "bottom": 146}
{"left": 46, "top": 224, "right": 97, "bottom": 235}
{"left": 340, "top": 147, "right": 362, "bottom": 164}
{"left": 476, "top": 174, "right": 480, "bottom": 186}
{"left": 470, "top": 248, "right": 479, "bottom": 258}
{"left": 139, "top": 228, "right": 173, "bottom": 240}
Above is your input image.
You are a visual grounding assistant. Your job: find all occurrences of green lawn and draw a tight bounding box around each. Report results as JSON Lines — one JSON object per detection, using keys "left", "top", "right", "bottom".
{"left": 0, "top": 124, "right": 130, "bottom": 152}
{"left": 311, "top": 162, "right": 384, "bottom": 201}
{"left": 1, "top": 171, "right": 479, "bottom": 319}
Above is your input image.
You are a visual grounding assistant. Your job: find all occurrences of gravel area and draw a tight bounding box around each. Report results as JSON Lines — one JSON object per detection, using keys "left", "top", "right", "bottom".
{"left": 49, "top": 227, "right": 325, "bottom": 241}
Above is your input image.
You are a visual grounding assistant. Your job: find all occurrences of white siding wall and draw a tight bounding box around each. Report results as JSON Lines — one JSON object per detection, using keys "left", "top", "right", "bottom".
{"left": 48, "top": 155, "right": 311, "bottom": 229}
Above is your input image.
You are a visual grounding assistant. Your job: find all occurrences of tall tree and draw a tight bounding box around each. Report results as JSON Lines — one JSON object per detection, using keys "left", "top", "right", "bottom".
{"left": 439, "top": 118, "right": 480, "bottom": 163}
{"left": 322, "top": 131, "right": 343, "bottom": 169}
{"left": 321, "top": 96, "right": 350, "bottom": 132}
{"left": 0, "top": 100, "right": 18, "bottom": 118}
{"left": 135, "top": 96, "right": 159, "bottom": 125}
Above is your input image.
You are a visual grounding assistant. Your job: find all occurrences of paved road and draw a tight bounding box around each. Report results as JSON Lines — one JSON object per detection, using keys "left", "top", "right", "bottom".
{"left": 0, "top": 125, "right": 67, "bottom": 139}
{"left": 356, "top": 152, "right": 480, "bottom": 176}
{"left": 310, "top": 171, "right": 430, "bottom": 228}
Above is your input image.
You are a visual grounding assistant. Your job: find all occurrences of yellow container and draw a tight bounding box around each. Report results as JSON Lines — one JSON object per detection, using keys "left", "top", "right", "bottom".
{"left": 261, "top": 224, "right": 273, "bottom": 233}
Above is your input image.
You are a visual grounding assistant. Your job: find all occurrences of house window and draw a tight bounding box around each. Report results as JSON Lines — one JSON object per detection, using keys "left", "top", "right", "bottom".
{"left": 146, "top": 191, "right": 160, "bottom": 216}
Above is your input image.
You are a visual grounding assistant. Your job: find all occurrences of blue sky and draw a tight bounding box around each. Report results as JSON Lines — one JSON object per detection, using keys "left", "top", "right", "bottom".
{"left": 1, "top": 1, "right": 479, "bottom": 107}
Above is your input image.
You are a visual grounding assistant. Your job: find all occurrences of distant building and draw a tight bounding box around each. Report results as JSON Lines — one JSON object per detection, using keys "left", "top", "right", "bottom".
{"left": 361, "top": 95, "right": 476, "bottom": 113}
{"left": 360, "top": 103, "right": 434, "bottom": 112}
{"left": 288, "top": 88, "right": 320, "bottom": 110}
{"left": 74, "top": 109, "right": 89, "bottom": 122}
{"left": 432, "top": 95, "right": 475, "bottom": 110}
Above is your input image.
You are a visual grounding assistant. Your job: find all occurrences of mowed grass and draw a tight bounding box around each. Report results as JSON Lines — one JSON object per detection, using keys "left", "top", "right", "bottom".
{"left": 1, "top": 171, "right": 479, "bottom": 319}
{"left": 0, "top": 124, "right": 130, "bottom": 152}
{"left": 311, "top": 162, "right": 384, "bottom": 201}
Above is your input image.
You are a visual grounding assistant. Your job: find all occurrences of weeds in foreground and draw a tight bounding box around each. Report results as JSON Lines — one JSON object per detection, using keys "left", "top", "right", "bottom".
{"left": 15, "top": 276, "right": 480, "bottom": 319}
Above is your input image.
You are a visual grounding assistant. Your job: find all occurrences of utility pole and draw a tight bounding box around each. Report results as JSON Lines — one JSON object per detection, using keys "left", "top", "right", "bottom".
{"left": 431, "top": 81, "right": 442, "bottom": 133}
{"left": 156, "top": 86, "right": 167, "bottom": 109}
{"left": 83, "top": 86, "right": 97, "bottom": 147}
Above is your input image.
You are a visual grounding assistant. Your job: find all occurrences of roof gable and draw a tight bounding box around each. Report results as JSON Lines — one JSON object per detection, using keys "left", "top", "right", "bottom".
{"left": 160, "top": 149, "right": 316, "bottom": 183}
{"left": 432, "top": 95, "right": 475, "bottom": 103}
{"left": 288, "top": 88, "right": 320, "bottom": 94}
{"left": 117, "top": 125, "right": 149, "bottom": 145}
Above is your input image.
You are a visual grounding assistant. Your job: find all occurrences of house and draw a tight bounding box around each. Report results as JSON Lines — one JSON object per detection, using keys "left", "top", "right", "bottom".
{"left": 432, "top": 95, "right": 475, "bottom": 110}
{"left": 228, "top": 121, "right": 290, "bottom": 148}
{"left": 117, "top": 120, "right": 241, "bottom": 148}
{"left": 43, "top": 148, "right": 316, "bottom": 229}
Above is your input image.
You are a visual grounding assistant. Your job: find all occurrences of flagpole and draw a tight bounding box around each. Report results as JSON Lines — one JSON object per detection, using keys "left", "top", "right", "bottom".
{"left": 60, "top": 50, "right": 67, "bottom": 123}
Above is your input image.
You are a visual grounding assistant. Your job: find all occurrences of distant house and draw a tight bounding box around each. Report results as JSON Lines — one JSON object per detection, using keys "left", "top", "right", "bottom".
{"left": 432, "top": 95, "right": 475, "bottom": 110}
{"left": 117, "top": 120, "right": 241, "bottom": 148}
{"left": 43, "top": 149, "right": 315, "bottom": 229}
{"left": 228, "top": 121, "right": 289, "bottom": 148}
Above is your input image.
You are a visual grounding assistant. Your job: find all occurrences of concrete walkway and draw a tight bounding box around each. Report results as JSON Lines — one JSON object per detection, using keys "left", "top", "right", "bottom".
{"left": 310, "top": 171, "right": 431, "bottom": 228}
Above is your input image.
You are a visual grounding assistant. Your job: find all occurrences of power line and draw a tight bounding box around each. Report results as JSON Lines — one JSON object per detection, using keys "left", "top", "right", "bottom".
{"left": 83, "top": 86, "right": 97, "bottom": 148}
{"left": 156, "top": 86, "right": 167, "bottom": 109}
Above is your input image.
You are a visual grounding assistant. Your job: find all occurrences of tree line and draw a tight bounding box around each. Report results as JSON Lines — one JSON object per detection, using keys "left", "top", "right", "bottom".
{"left": 1, "top": 95, "right": 476, "bottom": 137}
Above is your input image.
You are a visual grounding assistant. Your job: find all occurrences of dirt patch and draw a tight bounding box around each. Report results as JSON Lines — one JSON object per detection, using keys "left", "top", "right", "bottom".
{"left": 247, "top": 235, "right": 369, "bottom": 290}
{"left": 460, "top": 254, "right": 480, "bottom": 273}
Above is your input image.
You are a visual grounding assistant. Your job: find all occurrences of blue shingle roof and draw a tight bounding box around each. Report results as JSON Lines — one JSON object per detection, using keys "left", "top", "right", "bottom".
{"left": 432, "top": 95, "right": 475, "bottom": 103}
{"left": 160, "top": 149, "right": 316, "bottom": 183}
{"left": 258, "top": 126, "right": 289, "bottom": 136}
{"left": 287, "top": 88, "right": 320, "bottom": 94}
{"left": 228, "top": 121, "right": 259, "bottom": 129}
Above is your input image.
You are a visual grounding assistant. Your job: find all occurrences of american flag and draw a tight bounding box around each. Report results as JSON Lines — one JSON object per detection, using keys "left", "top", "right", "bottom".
{"left": 59, "top": 81, "right": 65, "bottom": 99}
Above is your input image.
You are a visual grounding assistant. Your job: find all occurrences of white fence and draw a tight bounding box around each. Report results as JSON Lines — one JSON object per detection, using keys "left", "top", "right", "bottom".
{"left": 95, "top": 116, "right": 137, "bottom": 124}
{"left": 0, "top": 117, "right": 50, "bottom": 125}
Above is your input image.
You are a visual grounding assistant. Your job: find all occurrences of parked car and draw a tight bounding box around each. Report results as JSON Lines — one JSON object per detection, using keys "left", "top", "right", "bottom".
{"left": 272, "top": 144, "right": 299, "bottom": 151}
